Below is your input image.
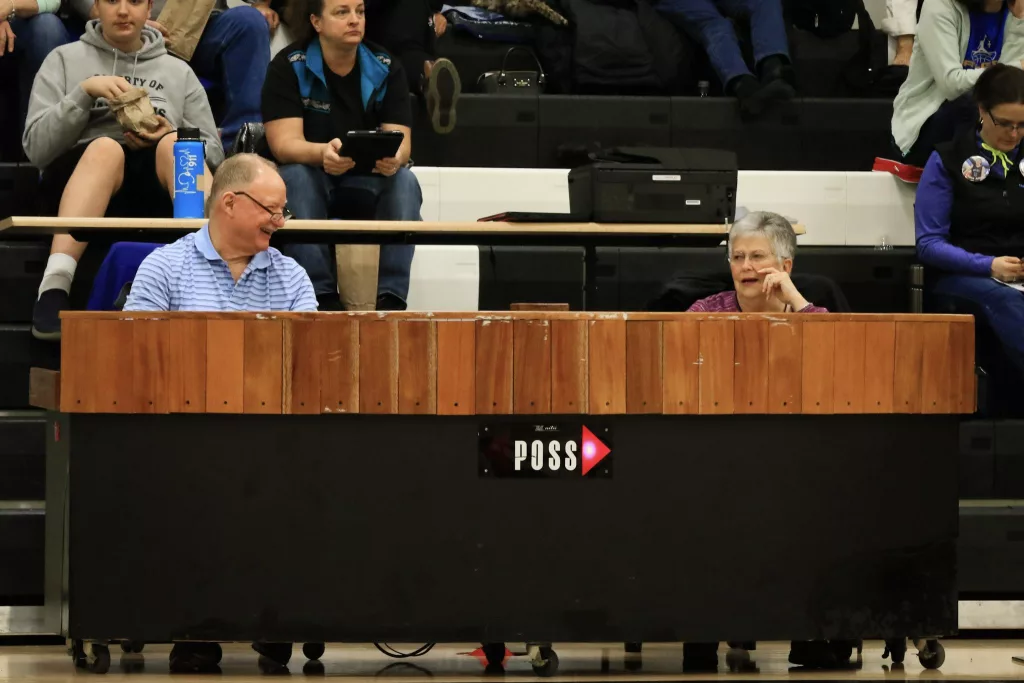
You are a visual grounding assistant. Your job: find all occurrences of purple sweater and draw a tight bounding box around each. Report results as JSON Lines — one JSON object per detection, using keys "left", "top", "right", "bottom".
{"left": 686, "top": 291, "right": 828, "bottom": 313}
{"left": 915, "top": 149, "right": 1008, "bottom": 275}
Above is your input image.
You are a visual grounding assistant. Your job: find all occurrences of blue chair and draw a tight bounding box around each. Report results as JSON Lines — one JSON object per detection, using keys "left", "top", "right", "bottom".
{"left": 87, "top": 242, "right": 161, "bottom": 311}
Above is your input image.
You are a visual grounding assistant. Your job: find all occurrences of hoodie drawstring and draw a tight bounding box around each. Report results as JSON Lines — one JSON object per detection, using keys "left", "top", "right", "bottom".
{"left": 111, "top": 48, "right": 140, "bottom": 83}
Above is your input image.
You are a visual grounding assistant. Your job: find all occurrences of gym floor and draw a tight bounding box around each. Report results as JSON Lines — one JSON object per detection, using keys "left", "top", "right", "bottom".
{"left": 2, "top": 640, "right": 1024, "bottom": 681}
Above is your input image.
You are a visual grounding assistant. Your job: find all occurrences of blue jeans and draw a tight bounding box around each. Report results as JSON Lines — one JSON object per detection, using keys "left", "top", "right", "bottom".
{"left": 277, "top": 164, "right": 421, "bottom": 303}
{"left": 656, "top": 0, "right": 789, "bottom": 88}
{"left": 190, "top": 6, "right": 269, "bottom": 147}
{"left": 10, "top": 13, "right": 82, "bottom": 128}
{"left": 929, "top": 273, "right": 1024, "bottom": 378}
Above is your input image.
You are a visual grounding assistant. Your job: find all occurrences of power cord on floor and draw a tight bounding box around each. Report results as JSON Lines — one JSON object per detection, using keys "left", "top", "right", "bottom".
{"left": 373, "top": 643, "right": 436, "bottom": 659}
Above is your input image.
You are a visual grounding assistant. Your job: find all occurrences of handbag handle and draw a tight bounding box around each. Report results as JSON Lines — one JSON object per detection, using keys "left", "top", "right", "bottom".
{"left": 498, "top": 46, "right": 546, "bottom": 88}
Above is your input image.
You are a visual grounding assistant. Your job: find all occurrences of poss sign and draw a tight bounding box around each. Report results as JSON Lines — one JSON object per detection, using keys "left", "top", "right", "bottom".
{"left": 479, "top": 423, "right": 612, "bottom": 478}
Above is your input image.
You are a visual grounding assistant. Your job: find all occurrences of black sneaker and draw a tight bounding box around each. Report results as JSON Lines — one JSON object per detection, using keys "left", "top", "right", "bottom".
{"left": 253, "top": 642, "right": 292, "bottom": 671}
{"left": 169, "top": 642, "right": 223, "bottom": 673}
{"left": 32, "top": 289, "right": 70, "bottom": 341}
{"left": 376, "top": 292, "right": 407, "bottom": 311}
{"left": 316, "top": 292, "right": 345, "bottom": 311}
{"left": 426, "top": 58, "right": 461, "bottom": 134}
{"left": 788, "top": 640, "right": 838, "bottom": 668}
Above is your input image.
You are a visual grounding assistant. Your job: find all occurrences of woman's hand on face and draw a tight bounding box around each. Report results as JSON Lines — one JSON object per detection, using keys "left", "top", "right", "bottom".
{"left": 757, "top": 267, "right": 809, "bottom": 311}
{"left": 992, "top": 255, "right": 1024, "bottom": 282}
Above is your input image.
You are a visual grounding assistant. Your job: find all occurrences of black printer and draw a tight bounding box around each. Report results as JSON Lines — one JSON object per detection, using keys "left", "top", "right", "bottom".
{"left": 567, "top": 147, "right": 737, "bottom": 224}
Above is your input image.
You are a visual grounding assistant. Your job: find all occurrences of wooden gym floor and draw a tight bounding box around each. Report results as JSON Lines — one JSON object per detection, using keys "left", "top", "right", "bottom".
{"left": 3, "top": 641, "right": 1024, "bottom": 681}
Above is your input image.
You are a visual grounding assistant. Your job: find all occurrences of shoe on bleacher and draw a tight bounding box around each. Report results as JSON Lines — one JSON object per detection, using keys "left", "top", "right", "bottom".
{"left": 426, "top": 58, "right": 461, "bottom": 135}
{"left": 731, "top": 74, "right": 794, "bottom": 118}
{"left": 253, "top": 641, "right": 293, "bottom": 671}
{"left": 169, "top": 642, "right": 223, "bottom": 673}
{"left": 32, "top": 289, "right": 70, "bottom": 341}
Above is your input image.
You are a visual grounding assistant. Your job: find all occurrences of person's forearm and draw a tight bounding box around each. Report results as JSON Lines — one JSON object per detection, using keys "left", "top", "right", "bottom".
{"left": 271, "top": 138, "right": 327, "bottom": 166}
{"left": 5, "top": 0, "right": 46, "bottom": 18}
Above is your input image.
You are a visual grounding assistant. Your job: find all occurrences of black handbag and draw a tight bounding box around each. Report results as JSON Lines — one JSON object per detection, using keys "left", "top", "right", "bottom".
{"left": 477, "top": 46, "right": 547, "bottom": 94}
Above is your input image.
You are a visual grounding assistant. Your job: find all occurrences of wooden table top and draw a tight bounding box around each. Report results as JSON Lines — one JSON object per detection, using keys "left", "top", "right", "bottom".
{"left": 0, "top": 216, "right": 805, "bottom": 237}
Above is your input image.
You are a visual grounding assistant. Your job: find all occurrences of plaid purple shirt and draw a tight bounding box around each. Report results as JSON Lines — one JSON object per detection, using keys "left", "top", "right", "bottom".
{"left": 686, "top": 291, "right": 828, "bottom": 313}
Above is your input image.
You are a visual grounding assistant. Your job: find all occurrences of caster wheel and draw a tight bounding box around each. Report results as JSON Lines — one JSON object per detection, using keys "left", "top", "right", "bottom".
{"left": 71, "top": 640, "right": 86, "bottom": 669}
{"left": 919, "top": 640, "right": 945, "bottom": 670}
{"left": 88, "top": 644, "right": 111, "bottom": 674}
{"left": 120, "top": 641, "right": 144, "bottom": 654}
{"left": 829, "top": 640, "right": 854, "bottom": 663}
{"left": 624, "top": 642, "right": 642, "bottom": 654}
{"left": 883, "top": 638, "right": 907, "bottom": 664}
{"left": 532, "top": 648, "right": 559, "bottom": 678}
{"left": 482, "top": 643, "right": 506, "bottom": 667}
{"left": 303, "top": 643, "right": 326, "bottom": 661}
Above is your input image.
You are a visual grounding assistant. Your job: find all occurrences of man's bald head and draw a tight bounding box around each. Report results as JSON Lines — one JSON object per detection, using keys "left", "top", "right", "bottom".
{"left": 207, "top": 154, "right": 280, "bottom": 217}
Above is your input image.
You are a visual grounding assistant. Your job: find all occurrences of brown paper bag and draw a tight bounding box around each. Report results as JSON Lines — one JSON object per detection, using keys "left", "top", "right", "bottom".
{"left": 108, "top": 87, "right": 161, "bottom": 134}
{"left": 335, "top": 245, "right": 380, "bottom": 311}
{"left": 156, "top": 0, "right": 217, "bottom": 61}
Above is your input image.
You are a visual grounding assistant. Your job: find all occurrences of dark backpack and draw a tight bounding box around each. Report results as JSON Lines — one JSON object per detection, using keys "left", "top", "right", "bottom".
{"left": 785, "top": 0, "right": 858, "bottom": 39}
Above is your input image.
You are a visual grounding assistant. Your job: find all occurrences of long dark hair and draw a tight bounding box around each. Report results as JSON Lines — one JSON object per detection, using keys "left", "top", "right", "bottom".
{"left": 284, "top": 0, "right": 323, "bottom": 46}
{"left": 975, "top": 63, "right": 1024, "bottom": 110}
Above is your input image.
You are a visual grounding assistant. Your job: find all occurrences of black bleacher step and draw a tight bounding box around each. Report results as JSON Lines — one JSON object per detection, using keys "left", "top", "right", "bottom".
{"left": 0, "top": 508, "right": 44, "bottom": 602}
{"left": 436, "top": 94, "right": 539, "bottom": 168}
{"left": 0, "top": 241, "right": 48, "bottom": 324}
{"left": 0, "top": 163, "right": 40, "bottom": 221}
{"left": 0, "top": 325, "right": 60, "bottom": 410}
{"left": 0, "top": 412, "right": 46, "bottom": 501}
{"left": 960, "top": 420, "right": 995, "bottom": 499}
{"left": 959, "top": 503, "right": 1024, "bottom": 595}
{"left": 537, "top": 96, "right": 671, "bottom": 168}
{"left": 993, "top": 421, "right": 1024, "bottom": 498}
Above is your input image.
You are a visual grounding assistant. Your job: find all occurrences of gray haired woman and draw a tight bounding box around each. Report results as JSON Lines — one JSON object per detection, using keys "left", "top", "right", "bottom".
{"left": 686, "top": 211, "right": 827, "bottom": 313}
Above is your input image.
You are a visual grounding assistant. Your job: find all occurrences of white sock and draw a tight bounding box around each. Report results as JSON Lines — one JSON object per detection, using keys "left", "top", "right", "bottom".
{"left": 38, "top": 253, "right": 78, "bottom": 298}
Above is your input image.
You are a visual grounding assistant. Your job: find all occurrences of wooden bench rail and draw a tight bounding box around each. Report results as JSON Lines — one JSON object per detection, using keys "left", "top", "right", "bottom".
{"left": 56, "top": 312, "right": 976, "bottom": 416}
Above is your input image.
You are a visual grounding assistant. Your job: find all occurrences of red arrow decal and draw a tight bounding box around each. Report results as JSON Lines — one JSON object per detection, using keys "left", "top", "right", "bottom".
{"left": 581, "top": 426, "right": 611, "bottom": 475}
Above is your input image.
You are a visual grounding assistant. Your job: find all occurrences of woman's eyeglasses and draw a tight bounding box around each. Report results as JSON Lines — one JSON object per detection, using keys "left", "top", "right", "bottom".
{"left": 728, "top": 251, "right": 772, "bottom": 266}
{"left": 988, "top": 110, "right": 1024, "bottom": 134}
{"left": 234, "top": 191, "right": 294, "bottom": 224}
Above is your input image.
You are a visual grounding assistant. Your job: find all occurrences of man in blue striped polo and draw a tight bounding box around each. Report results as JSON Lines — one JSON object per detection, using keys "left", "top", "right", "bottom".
{"left": 124, "top": 153, "right": 318, "bottom": 313}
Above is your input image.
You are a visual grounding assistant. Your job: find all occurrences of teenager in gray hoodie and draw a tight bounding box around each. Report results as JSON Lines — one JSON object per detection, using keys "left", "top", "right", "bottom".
{"left": 22, "top": 0, "right": 224, "bottom": 341}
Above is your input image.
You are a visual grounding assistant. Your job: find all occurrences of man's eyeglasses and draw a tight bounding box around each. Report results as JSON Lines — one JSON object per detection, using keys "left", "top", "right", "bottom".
{"left": 988, "top": 110, "right": 1024, "bottom": 134}
{"left": 234, "top": 191, "right": 293, "bottom": 224}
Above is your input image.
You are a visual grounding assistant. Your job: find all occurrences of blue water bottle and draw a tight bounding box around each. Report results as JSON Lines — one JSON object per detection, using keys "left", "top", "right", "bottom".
{"left": 173, "top": 128, "right": 205, "bottom": 218}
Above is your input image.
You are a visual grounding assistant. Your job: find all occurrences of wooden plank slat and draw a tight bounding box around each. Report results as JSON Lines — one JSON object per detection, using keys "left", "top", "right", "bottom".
{"left": 894, "top": 322, "right": 926, "bottom": 413}
{"left": 551, "top": 320, "right": 587, "bottom": 413}
{"left": 802, "top": 322, "right": 836, "bottom": 414}
{"left": 60, "top": 318, "right": 95, "bottom": 413}
{"left": 663, "top": 319, "right": 700, "bottom": 414}
{"left": 243, "top": 320, "right": 283, "bottom": 414}
{"left": 626, "top": 321, "right": 663, "bottom": 414}
{"left": 132, "top": 319, "right": 170, "bottom": 413}
{"left": 734, "top": 320, "right": 768, "bottom": 414}
{"left": 206, "top": 319, "right": 245, "bottom": 413}
{"left": 398, "top": 321, "right": 437, "bottom": 414}
{"left": 360, "top": 319, "right": 399, "bottom": 414}
{"left": 588, "top": 318, "right": 626, "bottom": 414}
{"left": 513, "top": 319, "right": 552, "bottom": 414}
{"left": 475, "top": 320, "right": 513, "bottom": 414}
{"left": 321, "top": 318, "right": 359, "bottom": 413}
{"left": 283, "top": 320, "right": 321, "bottom": 415}
{"left": 768, "top": 321, "right": 802, "bottom": 414}
{"left": 94, "top": 319, "right": 134, "bottom": 413}
{"left": 833, "top": 322, "right": 866, "bottom": 414}
{"left": 950, "top": 320, "right": 976, "bottom": 414}
{"left": 698, "top": 320, "right": 734, "bottom": 414}
{"left": 436, "top": 321, "right": 475, "bottom": 415}
{"left": 921, "top": 322, "right": 953, "bottom": 414}
{"left": 168, "top": 318, "right": 206, "bottom": 413}
{"left": 864, "top": 321, "right": 896, "bottom": 413}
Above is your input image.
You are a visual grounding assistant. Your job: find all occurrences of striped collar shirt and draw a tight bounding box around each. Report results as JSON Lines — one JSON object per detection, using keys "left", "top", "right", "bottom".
{"left": 123, "top": 224, "right": 318, "bottom": 312}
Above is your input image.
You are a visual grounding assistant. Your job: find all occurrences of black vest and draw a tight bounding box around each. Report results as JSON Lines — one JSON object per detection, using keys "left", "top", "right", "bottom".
{"left": 935, "top": 127, "right": 1024, "bottom": 258}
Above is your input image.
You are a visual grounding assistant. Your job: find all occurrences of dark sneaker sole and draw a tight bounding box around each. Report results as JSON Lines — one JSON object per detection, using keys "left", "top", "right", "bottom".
{"left": 427, "top": 58, "right": 461, "bottom": 135}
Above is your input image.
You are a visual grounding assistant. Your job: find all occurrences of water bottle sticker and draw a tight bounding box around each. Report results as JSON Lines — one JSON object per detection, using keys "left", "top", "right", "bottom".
{"left": 176, "top": 148, "right": 200, "bottom": 194}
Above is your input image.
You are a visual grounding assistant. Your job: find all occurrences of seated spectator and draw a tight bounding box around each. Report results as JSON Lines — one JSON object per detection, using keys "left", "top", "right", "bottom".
{"left": 124, "top": 154, "right": 317, "bottom": 312}
{"left": 687, "top": 211, "right": 828, "bottom": 313}
{"left": 891, "top": 0, "right": 1024, "bottom": 168}
{"left": 656, "top": 0, "right": 795, "bottom": 116}
{"left": 364, "top": 0, "right": 460, "bottom": 132}
{"left": 141, "top": 0, "right": 278, "bottom": 147}
{"left": 883, "top": 0, "right": 919, "bottom": 66}
{"left": 1, "top": 0, "right": 85, "bottom": 138}
{"left": 261, "top": 0, "right": 419, "bottom": 311}
{"left": 23, "top": 0, "right": 223, "bottom": 340}
{"left": 917, "top": 63, "right": 1024, "bottom": 381}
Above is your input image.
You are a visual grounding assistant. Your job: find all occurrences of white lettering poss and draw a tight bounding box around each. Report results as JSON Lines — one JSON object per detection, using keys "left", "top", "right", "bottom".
{"left": 514, "top": 441, "right": 578, "bottom": 471}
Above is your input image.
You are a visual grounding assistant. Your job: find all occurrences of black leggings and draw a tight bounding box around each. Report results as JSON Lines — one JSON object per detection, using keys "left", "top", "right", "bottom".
{"left": 896, "top": 94, "right": 976, "bottom": 167}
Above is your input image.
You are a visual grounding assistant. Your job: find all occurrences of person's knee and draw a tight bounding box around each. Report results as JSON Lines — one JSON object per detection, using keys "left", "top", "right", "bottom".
{"left": 279, "top": 163, "right": 328, "bottom": 215}
{"left": 80, "top": 137, "right": 126, "bottom": 173}
{"left": 20, "top": 13, "right": 70, "bottom": 53}
{"left": 390, "top": 167, "right": 422, "bottom": 201}
{"left": 223, "top": 6, "right": 270, "bottom": 39}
